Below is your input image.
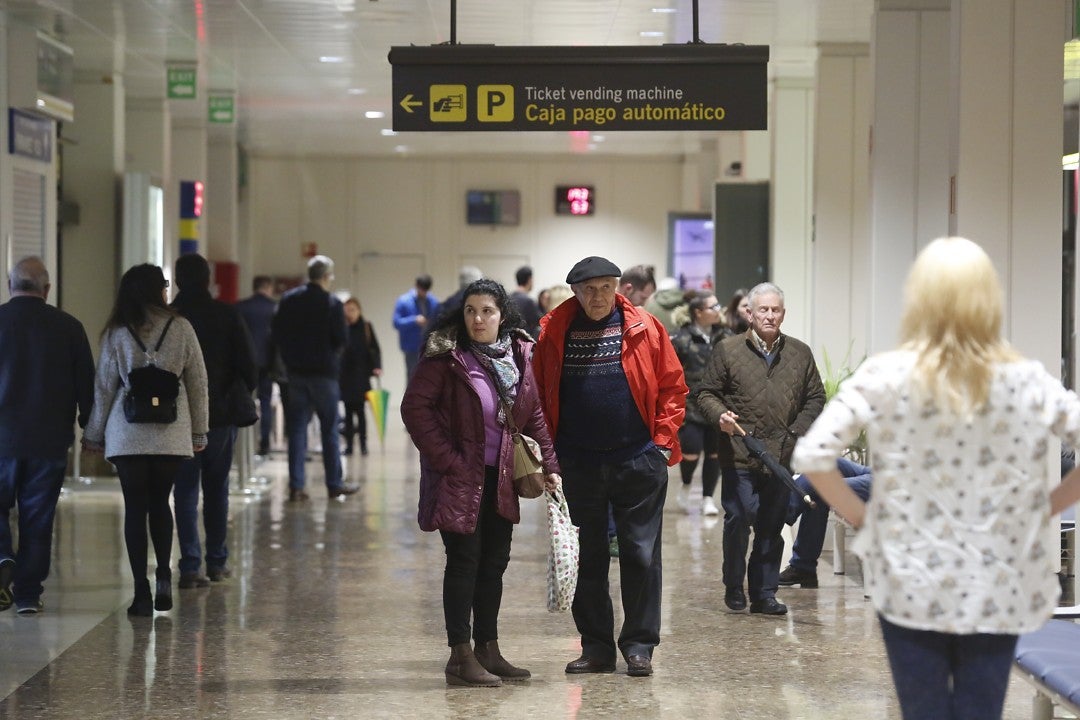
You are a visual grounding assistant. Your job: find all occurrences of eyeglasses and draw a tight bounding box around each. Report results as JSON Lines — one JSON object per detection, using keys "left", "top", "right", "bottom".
{"left": 710, "top": 303, "right": 723, "bottom": 311}
{"left": 163, "top": 280, "right": 170, "bottom": 288}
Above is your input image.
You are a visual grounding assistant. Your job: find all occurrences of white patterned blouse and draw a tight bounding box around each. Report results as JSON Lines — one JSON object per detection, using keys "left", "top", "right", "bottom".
{"left": 792, "top": 350, "right": 1080, "bottom": 634}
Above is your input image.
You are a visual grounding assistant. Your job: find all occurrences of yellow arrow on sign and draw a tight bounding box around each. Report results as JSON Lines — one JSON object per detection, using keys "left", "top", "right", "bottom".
{"left": 399, "top": 93, "right": 423, "bottom": 113}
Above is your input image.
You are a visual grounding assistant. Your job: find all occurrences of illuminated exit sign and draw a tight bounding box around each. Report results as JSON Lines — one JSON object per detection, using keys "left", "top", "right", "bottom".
{"left": 389, "top": 44, "right": 768, "bottom": 132}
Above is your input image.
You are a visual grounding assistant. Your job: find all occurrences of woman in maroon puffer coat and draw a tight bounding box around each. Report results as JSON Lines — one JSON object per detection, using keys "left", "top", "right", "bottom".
{"left": 401, "top": 278, "right": 560, "bottom": 688}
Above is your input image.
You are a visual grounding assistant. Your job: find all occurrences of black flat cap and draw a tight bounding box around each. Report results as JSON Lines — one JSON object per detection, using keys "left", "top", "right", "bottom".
{"left": 566, "top": 256, "right": 621, "bottom": 284}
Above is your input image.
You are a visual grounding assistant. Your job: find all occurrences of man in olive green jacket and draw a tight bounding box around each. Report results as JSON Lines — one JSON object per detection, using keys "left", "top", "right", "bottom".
{"left": 694, "top": 282, "right": 825, "bottom": 617}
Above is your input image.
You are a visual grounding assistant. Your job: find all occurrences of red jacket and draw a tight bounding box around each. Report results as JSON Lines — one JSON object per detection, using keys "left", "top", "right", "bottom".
{"left": 400, "top": 330, "right": 559, "bottom": 534}
{"left": 534, "top": 294, "right": 687, "bottom": 465}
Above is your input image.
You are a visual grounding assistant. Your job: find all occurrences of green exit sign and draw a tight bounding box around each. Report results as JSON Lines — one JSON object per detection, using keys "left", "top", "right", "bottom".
{"left": 208, "top": 94, "right": 235, "bottom": 123}
{"left": 167, "top": 66, "right": 197, "bottom": 99}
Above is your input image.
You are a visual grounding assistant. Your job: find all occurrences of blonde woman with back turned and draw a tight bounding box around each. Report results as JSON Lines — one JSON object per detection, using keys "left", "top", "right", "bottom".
{"left": 792, "top": 236, "right": 1080, "bottom": 720}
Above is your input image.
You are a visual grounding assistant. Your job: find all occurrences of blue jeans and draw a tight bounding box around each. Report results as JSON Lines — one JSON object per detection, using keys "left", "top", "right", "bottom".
{"left": 878, "top": 615, "right": 1017, "bottom": 720}
{"left": 561, "top": 447, "right": 668, "bottom": 661}
{"left": 285, "top": 374, "right": 342, "bottom": 490}
{"left": 173, "top": 426, "right": 237, "bottom": 575}
{"left": 720, "top": 467, "right": 789, "bottom": 601}
{"left": 0, "top": 456, "right": 67, "bottom": 605}
{"left": 787, "top": 457, "right": 873, "bottom": 572}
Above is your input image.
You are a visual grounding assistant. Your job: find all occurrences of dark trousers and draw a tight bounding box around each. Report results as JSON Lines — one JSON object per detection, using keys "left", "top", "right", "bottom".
{"left": 720, "top": 467, "right": 788, "bottom": 601}
{"left": 173, "top": 426, "right": 237, "bottom": 575}
{"left": 341, "top": 400, "right": 367, "bottom": 453}
{"left": 878, "top": 615, "right": 1017, "bottom": 720}
{"left": 256, "top": 370, "right": 274, "bottom": 449}
{"left": 439, "top": 466, "right": 513, "bottom": 646}
{"left": 561, "top": 447, "right": 668, "bottom": 661}
{"left": 0, "top": 456, "right": 67, "bottom": 605}
{"left": 113, "top": 455, "right": 184, "bottom": 585}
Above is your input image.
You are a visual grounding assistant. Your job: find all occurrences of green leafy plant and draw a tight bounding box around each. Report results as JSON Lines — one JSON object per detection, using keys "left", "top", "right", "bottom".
{"left": 819, "top": 343, "right": 868, "bottom": 465}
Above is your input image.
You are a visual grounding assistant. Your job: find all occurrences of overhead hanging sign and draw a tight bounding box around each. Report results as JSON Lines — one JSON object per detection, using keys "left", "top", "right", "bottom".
{"left": 389, "top": 44, "right": 768, "bottom": 132}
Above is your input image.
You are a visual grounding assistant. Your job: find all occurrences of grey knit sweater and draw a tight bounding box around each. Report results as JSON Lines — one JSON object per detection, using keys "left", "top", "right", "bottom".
{"left": 84, "top": 310, "right": 209, "bottom": 459}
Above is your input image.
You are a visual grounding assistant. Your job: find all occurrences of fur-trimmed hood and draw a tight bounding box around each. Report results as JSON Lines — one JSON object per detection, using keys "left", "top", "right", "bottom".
{"left": 423, "top": 327, "right": 534, "bottom": 358}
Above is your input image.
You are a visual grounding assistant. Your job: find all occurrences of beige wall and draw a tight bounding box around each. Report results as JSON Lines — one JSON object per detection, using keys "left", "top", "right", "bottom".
{"left": 244, "top": 153, "right": 687, "bottom": 397}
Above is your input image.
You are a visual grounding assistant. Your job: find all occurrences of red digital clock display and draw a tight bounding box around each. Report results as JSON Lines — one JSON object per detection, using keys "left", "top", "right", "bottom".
{"left": 555, "top": 185, "right": 595, "bottom": 216}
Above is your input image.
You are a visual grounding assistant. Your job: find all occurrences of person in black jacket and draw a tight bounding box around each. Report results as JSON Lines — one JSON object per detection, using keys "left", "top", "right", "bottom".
{"left": 0, "top": 257, "right": 95, "bottom": 614}
{"left": 171, "top": 254, "right": 257, "bottom": 588}
{"left": 272, "top": 255, "right": 357, "bottom": 501}
{"left": 339, "top": 297, "right": 381, "bottom": 456}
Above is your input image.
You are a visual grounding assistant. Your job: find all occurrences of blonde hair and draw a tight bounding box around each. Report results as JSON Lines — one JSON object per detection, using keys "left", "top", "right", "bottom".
{"left": 900, "top": 236, "right": 1020, "bottom": 414}
{"left": 546, "top": 284, "right": 574, "bottom": 309}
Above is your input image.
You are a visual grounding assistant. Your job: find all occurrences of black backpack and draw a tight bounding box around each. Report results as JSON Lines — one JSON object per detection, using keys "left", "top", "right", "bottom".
{"left": 123, "top": 318, "right": 181, "bottom": 424}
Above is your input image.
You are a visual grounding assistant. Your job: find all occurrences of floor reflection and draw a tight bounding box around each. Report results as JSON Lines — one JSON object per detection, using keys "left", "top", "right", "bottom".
{"left": 0, "top": 427, "right": 1043, "bottom": 719}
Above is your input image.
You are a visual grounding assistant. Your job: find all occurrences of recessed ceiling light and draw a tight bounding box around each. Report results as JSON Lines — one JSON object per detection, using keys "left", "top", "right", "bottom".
{"left": 319, "top": 56, "right": 346, "bottom": 63}
{"left": 651, "top": 7, "right": 677, "bottom": 13}
{"left": 365, "top": 111, "right": 385, "bottom": 119}
{"left": 381, "top": 129, "right": 397, "bottom": 136}
{"left": 639, "top": 31, "right": 665, "bottom": 38}
{"left": 347, "top": 87, "right": 366, "bottom": 95}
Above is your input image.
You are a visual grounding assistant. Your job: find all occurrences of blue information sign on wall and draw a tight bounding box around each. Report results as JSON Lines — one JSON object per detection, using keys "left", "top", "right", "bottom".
{"left": 8, "top": 109, "right": 54, "bottom": 162}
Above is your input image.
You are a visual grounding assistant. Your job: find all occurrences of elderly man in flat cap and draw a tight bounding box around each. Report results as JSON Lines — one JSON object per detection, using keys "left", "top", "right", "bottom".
{"left": 534, "top": 256, "right": 687, "bottom": 678}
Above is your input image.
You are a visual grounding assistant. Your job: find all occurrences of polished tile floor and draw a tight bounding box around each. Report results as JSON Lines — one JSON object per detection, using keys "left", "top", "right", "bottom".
{"left": 0, "top": 422, "right": 1046, "bottom": 719}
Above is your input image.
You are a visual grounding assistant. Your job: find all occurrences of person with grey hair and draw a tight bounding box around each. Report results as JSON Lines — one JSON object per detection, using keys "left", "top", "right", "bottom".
{"left": 272, "top": 255, "right": 358, "bottom": 502}
{"left": 0, "top": 257, "right": 95, "bottom": 614}
{"left": 693, "top": 281, "right": 825, "bottom": 617}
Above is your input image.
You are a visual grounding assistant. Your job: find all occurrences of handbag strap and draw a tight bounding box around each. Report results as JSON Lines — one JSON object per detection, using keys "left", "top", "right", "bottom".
{"left": 127, "top": 316, "right": 175, "bottom": 354}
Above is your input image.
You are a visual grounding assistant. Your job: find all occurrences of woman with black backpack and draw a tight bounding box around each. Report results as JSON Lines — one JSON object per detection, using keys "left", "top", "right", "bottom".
{"left": 82, "top": 264, "right": 208, "bottom": 617}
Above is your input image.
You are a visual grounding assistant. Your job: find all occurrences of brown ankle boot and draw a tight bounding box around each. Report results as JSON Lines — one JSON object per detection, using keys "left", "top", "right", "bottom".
{"left": 474, "top": 640, "right": 531, "bottom": 681}
{"left": 445, "top": 643, "right": 502, "bottom": 687}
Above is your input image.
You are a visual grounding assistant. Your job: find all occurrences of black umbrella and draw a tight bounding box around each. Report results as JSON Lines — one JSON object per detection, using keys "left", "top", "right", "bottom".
{"left": 733, "top": 422, "right": 816, "bottom": 509}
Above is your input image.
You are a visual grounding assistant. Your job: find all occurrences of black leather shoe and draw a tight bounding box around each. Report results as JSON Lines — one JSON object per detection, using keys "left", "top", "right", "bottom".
{"left": 178, "top": 573, "right": 210, "bottom": 589}
{"left": 724, "top": 586, "right": 747, "bottom": 611}
{"left": 0, "top": 558, "right": 14, "bottom": 612}
{"left": 626, "top": 655, "right": 653, "bottom": 677}
{"left": 288, "top": 488, "right": 310, "bottom": 502}
{"left": 565, "top": 655, "right": 616, "bottom": 674}
{"left": 328, "top": 484, "right": 360, "bottom": 499}
{"left": 749, "top": 597, "right": 788, "bottom": 615}
{"left": 777, "top": 565, "right": 819, "bottom": 588}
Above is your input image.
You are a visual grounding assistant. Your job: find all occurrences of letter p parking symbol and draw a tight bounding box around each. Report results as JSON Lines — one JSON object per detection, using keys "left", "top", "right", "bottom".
{"left": 478, "top": 85, "right": 514, "bottom": 122}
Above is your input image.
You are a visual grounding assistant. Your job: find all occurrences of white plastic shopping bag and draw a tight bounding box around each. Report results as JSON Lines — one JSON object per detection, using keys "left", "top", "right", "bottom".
{"left": 545, "top": 489, "right": 579, "bottom": 612}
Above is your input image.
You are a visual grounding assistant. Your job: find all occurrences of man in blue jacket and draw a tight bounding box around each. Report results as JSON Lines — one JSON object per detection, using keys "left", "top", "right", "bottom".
{"left": 393, "top": 274, "right": 439, "bottom": 381}
{"left": 0, "top": 257, "right": 95, "bottom": 614}
{"left": 272, "top": 256, "right": 357, "bottom": 502}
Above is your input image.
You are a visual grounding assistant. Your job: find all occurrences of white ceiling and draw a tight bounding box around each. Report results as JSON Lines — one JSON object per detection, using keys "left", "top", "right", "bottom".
{"left": 1, "top": 0, "right": 874, "bottom": 157}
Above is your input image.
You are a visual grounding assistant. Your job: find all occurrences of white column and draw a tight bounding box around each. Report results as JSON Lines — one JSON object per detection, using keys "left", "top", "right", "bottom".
{"left": 949, "top": 0, "right": 1062, "bottom": 372}
{"left": 868, "top": 1, "right": 951, "bottom": 353}
{"left": 171, "top": 117, "right": 208, "bottom": 267}
{"left": 770, "top": 73, "right": 816, "bottom": 340}
{"left": 812, "top": 43, "right": 872, "bottom": 369}
{"left": 207, "top": 125, "right": 239, "bottom": 262}
{"left": 61, "top": 71, "right": 125, "bottom": 338}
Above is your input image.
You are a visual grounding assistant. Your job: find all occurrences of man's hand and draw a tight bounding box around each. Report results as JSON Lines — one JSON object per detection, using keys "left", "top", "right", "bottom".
{"left": 81, "top": 439, "right": 104, "bottom": 455}
{"left": 415, "top": 315, "right": 427, "bottom": 327}
{"left": 719, "top": 410, "right": 739, "bottom": 435}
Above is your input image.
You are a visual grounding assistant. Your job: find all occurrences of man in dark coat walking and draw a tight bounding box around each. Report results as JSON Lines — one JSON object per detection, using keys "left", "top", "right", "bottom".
{"left": 0, "top": 256, "right": 95, "bottom": 614}
{"left": 171, "top": 254, "right": 257, "bottom": 587}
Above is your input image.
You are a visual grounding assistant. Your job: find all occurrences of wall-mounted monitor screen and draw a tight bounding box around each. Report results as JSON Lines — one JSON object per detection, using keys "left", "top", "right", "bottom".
{"left": 466, "top": 190, "right": 520, "bottom": 226}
